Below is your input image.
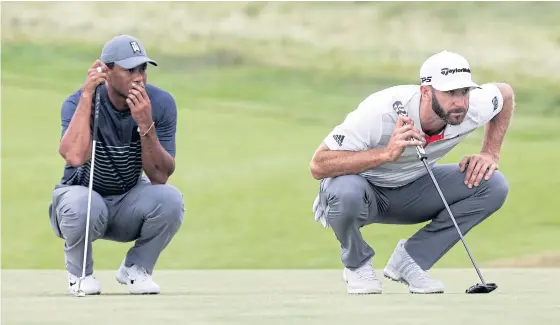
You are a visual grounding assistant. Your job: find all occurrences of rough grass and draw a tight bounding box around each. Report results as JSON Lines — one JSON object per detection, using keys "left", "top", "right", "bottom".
{"left": 489, "top": 252, "right": 560, "bottom": 268}
{"left": 3, "top": 1, "right": 560, "bottom": 80}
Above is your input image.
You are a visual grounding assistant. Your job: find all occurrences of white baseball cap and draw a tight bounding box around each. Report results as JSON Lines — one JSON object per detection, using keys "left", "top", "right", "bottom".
{"left": 419, "top": 50, "right": 480, "bottom": 91}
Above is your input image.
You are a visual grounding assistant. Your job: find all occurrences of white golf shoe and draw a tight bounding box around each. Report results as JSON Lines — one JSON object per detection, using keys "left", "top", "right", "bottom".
{"left": 68, "top": 273, "right": 101, "bottom": 295}
{"left": 383, "top": 239, "right": 445, "bottom": 294}
{"left": 116, "top": 263, "right": 160, "bottom": 295}
{"left": 342, "top": 258, "right": 383, "bottom": 294}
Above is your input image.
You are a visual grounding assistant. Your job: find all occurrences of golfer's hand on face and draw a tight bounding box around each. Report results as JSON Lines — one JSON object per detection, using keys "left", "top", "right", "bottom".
{"left": 83, "top": 60, "right": 108, "bottom": 97}
{"left": 385, "top": 116, "right": 424, "bottom": 162}
{"left": 127, "top": 82, "right": 153, "bottom": 132}
{"left": 459, "top": 153, "right": 499, "bottom": 188}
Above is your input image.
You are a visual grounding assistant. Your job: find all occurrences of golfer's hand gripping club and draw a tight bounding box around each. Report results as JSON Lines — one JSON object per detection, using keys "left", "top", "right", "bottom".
{"left": 393, "top": 109, "right": 427, "bottom": 160}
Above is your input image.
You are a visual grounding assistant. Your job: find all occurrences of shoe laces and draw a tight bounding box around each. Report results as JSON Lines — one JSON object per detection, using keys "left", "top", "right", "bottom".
{"left": 355, "top": 263, "right": 377, "bottom": 281}
{"left": 401, "top": 253, "right": 432, "bottom": 283}
{"left": 128, "top": 265, "right": 150, "bottom": 282}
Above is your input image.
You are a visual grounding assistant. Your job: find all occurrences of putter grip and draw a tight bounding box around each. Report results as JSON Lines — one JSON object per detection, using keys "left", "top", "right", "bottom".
{"left": 393, "top": 105, "right": 426, "bottom": 159}
{"left": 92, "top": 86, "right": 101, "bottom": 141}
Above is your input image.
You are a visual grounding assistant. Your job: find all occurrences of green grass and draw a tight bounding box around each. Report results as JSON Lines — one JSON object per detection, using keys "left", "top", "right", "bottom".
{"left": 2, "top": 269, "right": 560, "bottom": 325}
{"left": 2, "top": 42, "right": 559, "bottom": 271}
{"left": 1, "top": 2, "right": 559, "bottom": 271}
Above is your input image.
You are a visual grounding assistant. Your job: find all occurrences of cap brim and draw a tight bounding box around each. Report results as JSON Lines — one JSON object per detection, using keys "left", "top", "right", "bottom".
{"left": 433, "top": 80, "right": 481, "bottom": 92}
{"left": 114, "top": 56, "right": 158, "bottom": 69}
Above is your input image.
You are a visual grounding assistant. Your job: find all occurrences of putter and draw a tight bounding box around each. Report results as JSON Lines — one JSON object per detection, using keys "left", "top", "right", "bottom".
{"left": 75, "top": 83, "right": 102, "bottom": 297}
{"left": 393, "top": 102, "right": 497, "bottom": 294}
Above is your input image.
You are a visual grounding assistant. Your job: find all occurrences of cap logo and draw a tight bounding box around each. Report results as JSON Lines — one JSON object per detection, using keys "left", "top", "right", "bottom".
{"left": 440, "top": 67, "right": 470, "bottom": 76}
{"left": 420, "top": 76, "right": 432, "bottom": 83}
{"left": 130, "top": 41, "right": 141, "bottom": 54}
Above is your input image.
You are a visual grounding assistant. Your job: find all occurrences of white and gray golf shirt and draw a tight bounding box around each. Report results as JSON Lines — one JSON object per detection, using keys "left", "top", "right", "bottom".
{"left": 322, "top": 83, "right": 504, "bottom": 188}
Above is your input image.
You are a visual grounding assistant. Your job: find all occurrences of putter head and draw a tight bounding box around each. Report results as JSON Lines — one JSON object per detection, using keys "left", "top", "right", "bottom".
{"left": 466, "top": 282, "right": 497, "bottom": 294}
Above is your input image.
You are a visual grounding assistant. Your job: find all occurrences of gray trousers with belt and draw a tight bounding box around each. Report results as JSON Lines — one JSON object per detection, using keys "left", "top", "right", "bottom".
{"left": 318, "top": 164, "right": 509, "bottom": 270}
{"left": 49, "top": 177, "right": 185, "bottom": 277}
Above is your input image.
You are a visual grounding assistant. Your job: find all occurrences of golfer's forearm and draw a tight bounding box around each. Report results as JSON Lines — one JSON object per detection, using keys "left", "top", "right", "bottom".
{"left": 140, "top": 128, "right": 175, "bottom": 184}
{"left": 310, "top": 148, "right": 390, "bottom": 179}
{"left": 59, "top": 94, "right": 93, "bottom": 166}
{"left": 481, "top": 84, "right": 515, "bottom": 160}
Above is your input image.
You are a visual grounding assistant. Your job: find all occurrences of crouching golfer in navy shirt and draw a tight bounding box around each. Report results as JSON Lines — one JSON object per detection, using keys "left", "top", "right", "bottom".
{"left": 49, "top": 34, "right": 185, "bottom": 295}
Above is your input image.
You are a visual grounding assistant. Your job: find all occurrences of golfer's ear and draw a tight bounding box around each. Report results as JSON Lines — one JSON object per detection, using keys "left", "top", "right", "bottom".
{"left": 420, "top": 85, "right": 432, "bottom": 99}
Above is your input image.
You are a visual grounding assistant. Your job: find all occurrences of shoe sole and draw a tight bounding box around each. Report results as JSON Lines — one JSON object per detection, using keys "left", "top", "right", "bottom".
{"left": 68, "top": 289, "right": 101, "bottom": 296}
{"left": 348, "top": 287, "right": 382, "bottom": 295}
{"left": 383, "top": 267, "right": 444, "bottom": 294}
{"left": 68, "top": 283, "right": 101, "bottom": 296}
{"left": 348, "top": 291, "right": 382, "bottom": 295}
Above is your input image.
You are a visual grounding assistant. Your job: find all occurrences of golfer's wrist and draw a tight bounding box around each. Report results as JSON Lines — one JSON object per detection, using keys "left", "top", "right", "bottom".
{"left": 480, "top": 149, "right": 499, "bottom": 161}
{"left": 80, "top": 92, "right": 94, "bottom": 104}
{"left": 378, "top": 148, "right": 393, "bottom": 163}
{"left": 137, "top": 121, "right": 155, "bottom": 136}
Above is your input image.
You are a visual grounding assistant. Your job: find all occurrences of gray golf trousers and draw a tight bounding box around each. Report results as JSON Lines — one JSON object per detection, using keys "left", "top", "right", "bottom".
{"left": 48, "top": 177, "right": 185, "bottom": 277}
{"left": 319, "top": 164, "right": 509, "bottom": 270}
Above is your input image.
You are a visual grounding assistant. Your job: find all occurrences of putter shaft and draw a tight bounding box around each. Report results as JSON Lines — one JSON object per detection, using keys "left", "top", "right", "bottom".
{"left": 402, "top": 118, "right": 487, "bottom": 285}
{"left": 77, "top": 86, "right": 101, "bottom": 296}
{"left": 419, "top": 155, "right": 486, "bottom": 284}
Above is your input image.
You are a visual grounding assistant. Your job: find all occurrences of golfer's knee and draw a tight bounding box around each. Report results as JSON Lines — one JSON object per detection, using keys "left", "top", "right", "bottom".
{"left": 484, "top": 171, "right": 509, "bottom": 211}
{"left": 145, "top": 184, "right": 185, "bottom": 229}
{"left": 324, "top": 175, "right": 369, "bottom": 224}
{"left": 57, "top": 188, "right": 108, "bottom": 243}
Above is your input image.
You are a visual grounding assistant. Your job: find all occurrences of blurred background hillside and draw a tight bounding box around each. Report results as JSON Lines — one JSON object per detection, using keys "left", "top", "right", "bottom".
{"left": 2, "top": 1, "right": 559, "bottom": 271}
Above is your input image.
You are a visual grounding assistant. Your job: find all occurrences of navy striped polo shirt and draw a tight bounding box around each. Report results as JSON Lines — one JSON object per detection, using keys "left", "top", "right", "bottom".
{"left": 58, "top": 83, "right": 177, "bottom": 196}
